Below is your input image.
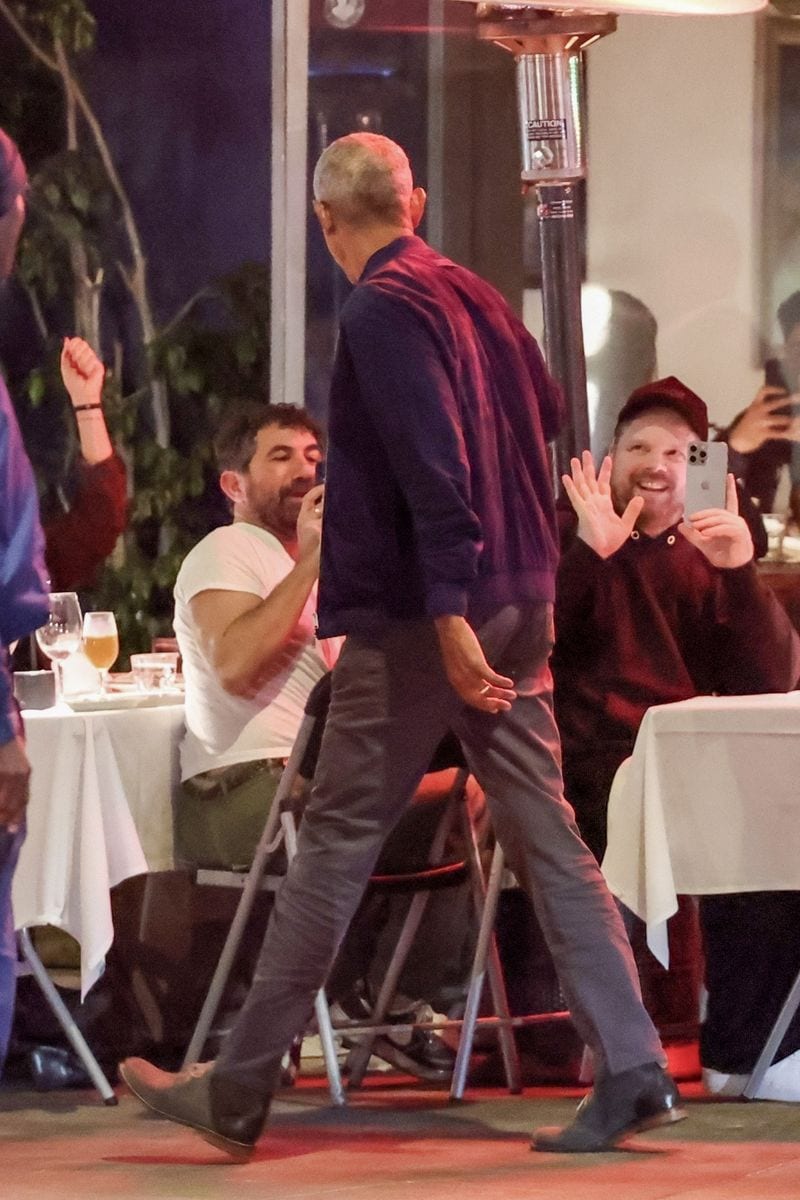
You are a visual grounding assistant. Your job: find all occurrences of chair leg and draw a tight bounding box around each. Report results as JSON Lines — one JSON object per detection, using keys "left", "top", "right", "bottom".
{"left": 18, "top": 930, "right": 117, "bottom": 1105}
{"left": 182, "top": 713, "right": 317, "bottom": 1069}
{"left": 344, "top": 771, "right": 467, "bottom": 1088}
{"left": 450, "top": 840, "right": 521, "bottom": 1100}
{"left": 283, "top": 811, "right": 346, "bottom": 1106}
{"left": 344, "top": 888, "right": 433, "bottom": 1087}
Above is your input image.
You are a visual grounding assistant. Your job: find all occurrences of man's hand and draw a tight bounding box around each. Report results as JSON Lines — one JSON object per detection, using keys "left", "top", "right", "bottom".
{"left": 728, "top": 387, "right": 800, "bottom": 454}
{"left": 679, "top": 473, "right": 753, "bottom": 569}
{"left": 562, "top": 451, "right": 644, "bottom": 559}
{"left": 296, "top": 483, "right": 324, "bottom": 566}
{"left": 0, "top": 735, "right": 31, "bottom": 830}
{"left": 435, "top": 614, "right": 516, "bottom": 713}
{"left": 61, "top": 336, "right": 105, "bottom": 409}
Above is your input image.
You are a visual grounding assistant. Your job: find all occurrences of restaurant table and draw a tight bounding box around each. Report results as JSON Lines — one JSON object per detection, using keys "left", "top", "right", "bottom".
{"left": 602, "top": 691, "right": 800, "bottom": 1096}
{"left": 13, "top": 697, "right": 184, "bottom": 1100}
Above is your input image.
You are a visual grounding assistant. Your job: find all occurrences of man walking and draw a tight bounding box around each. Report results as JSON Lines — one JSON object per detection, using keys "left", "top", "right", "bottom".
{"left": 122, "top": 133, "right": 680, "bottom": 1158}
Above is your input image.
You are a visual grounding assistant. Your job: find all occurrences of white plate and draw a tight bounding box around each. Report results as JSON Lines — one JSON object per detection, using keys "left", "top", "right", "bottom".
{"left": 65, "top": 690, "right": 184, "bottom": 712}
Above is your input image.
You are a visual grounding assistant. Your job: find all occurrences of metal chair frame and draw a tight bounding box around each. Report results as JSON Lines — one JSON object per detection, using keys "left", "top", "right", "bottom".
{"left": 181, "top": 688, "right": 570, "bottom": 1103}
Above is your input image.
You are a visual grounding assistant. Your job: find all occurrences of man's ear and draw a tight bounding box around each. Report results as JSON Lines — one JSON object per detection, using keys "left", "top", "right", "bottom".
{"left": 219, "top": 469, "right": 245, "bottom": 507}
{"left": 314, "top": 199, "right": 335, "bottom": 235}
{"left": 409, "top": 186, "right": 426, "bottom": 229}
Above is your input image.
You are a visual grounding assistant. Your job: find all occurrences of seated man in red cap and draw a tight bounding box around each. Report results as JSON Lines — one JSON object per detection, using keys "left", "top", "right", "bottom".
{"left": 553, "top": 375, "right": 800, "bottom": 1100}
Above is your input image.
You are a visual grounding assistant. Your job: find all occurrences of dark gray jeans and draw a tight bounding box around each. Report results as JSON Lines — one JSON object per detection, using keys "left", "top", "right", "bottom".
{"left": 215, "top": 602, "right": 663, "bottom": 1098}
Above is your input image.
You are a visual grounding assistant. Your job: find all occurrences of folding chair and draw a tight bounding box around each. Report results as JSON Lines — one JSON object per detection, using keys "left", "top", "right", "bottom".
{"left": 181, "top": 673, "right": 560, "bottom": 1101}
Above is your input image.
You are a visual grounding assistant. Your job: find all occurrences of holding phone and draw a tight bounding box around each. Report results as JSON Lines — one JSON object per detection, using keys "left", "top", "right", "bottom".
{"left": 684, "top": 441, "right": 728, "bottom": 516}
{"left": 764, "top": 359, "right": 800, "bottom": 417}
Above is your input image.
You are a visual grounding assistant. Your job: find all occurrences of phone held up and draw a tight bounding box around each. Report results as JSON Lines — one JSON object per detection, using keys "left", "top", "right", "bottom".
{"left": 764, "top": 359, "right": 800, "bottom": 418}
{"left": 684, "top": 441, "right": 728, "bottom": 517}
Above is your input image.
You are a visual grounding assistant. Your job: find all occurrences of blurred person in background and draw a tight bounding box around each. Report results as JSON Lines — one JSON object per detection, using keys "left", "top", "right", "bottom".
{"left": 0, "top": 127, "right": 49, "bottom": 1077}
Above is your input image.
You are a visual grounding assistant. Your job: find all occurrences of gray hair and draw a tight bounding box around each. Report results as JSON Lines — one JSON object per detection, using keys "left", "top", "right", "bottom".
{"left": 312, "top": 133, "right": 413, "bottom": 228}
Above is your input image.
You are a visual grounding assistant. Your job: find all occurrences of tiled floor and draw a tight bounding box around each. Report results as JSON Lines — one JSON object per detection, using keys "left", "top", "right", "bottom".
{"left": 2, "top": 1073, "right": 800, "bottom": 1200}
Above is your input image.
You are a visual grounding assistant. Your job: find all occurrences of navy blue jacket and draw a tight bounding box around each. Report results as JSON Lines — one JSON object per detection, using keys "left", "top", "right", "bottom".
{"left": 316, "top": 236, "right": 564, "bottom": 638}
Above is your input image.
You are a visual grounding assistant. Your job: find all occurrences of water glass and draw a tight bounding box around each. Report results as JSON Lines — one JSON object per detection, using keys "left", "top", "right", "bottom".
{"left": 35, "top": 592, "right": 83, "bottom": 701}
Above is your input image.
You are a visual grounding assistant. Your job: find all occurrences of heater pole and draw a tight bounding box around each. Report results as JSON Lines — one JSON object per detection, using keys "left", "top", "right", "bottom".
{"left": 476, "top": 6, "right": 616, "bottom": 473}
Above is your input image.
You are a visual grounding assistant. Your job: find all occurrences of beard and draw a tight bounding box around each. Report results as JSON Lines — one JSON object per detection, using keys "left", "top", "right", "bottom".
{"left": 250, "top": 483, "right": 311, "bottom": 539}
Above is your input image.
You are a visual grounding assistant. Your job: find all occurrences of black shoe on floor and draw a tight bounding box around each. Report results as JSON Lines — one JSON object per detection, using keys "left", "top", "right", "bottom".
{"left": 531, "top": 1061, "right": 686, "bottom": 1153}
{"left": 28, "top": 1045, "right": 119, "bottom": 1091}
{"left": 120, "top": 1057, "right": 267, "bottom": 1162}
{"left": 336, "top": 992, "right": 456, "bottom": 1082}
{"left": 368, "top": 1024, "right": 456, "bottom": 1082}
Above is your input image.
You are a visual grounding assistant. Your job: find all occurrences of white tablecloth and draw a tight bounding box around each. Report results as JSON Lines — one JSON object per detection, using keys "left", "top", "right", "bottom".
{"left": 15, "top": 701, "right": 184, "bottom": 996}
{"left": 602, "top": 692, "right": 800, "bottom": 968}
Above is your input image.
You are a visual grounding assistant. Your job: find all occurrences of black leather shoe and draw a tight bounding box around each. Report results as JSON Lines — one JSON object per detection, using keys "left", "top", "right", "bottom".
{"left": 120, "top": 1057, "right": 267, "bottom": 1161}
{"left": 338, "top": 992, "right": 456, "bottom": 1082}
{"left": 29, "top": 1045, "right": 103, "bottom": 1091}
{"left": 368, "top": 1026, "right": 456, "bottom": 1082}
{"left": 531, "top": 1062, "right": 686, "bottom": 1153}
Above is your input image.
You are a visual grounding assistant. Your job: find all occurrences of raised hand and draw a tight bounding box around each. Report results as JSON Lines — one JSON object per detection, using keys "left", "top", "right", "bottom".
{"left": 562, "top": 451, "right": 644, "bottom": 559}
{"left": 61, "top": 336, "right": 105, "bottom": 408}
{"left": 679, "top": 473, "right": 753, "bottom": 569}
{"left": 728, "top": 386, "right": 800, "bottom": 454}
{"left": 296, "top": 483, "right": 324, "bottom": 567}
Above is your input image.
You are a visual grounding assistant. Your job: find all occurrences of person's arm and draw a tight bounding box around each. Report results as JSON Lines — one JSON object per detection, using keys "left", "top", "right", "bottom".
{"left": 561, "top": 450, "right": 644, "bottom": 559}
{"left": 708, "top": 564, "right": 800, "bottom": 695}
{"left": 725, "top": 387, "right": 800, "bottom": 457}
{"left": 42, "top": 337, "right": 127, "bottom": 590}
{"left": 0, "top": 728, "right": 31, "bottom": 830}
{"left": 0, "top": 384, "right": 48, "bottom": 827}
{"left": 681, "top": 474, "right": 800, "bottom": 691}
{"left": 342, "top": 289, "right": 482, "bottom": 620}
{"left": 519, "top": 327, "right": 566, "bottom": 445}
{"left": 42, "top": 454, "right": 127, "bottom": 590}
{"left": 190, "top": 487, "right": 323, "bottom": 698}
{"left": 343, "top": 290, "right": 520, "bottom": 711}
{"left": 61, "top": 336, "right": 112, "bottom": 465}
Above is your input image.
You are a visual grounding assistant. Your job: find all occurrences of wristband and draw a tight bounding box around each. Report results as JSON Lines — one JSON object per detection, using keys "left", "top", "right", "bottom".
{"left": 73, "top": 403, "right": 103, "bottom": 412}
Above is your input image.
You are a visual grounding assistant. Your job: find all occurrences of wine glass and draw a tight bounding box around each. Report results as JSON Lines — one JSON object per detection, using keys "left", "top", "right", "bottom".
{"left": 82, "top": 611, "right": 119, "bottom": 695}
{"left": 35, "top": 592, "right": 83, "bottom": 703}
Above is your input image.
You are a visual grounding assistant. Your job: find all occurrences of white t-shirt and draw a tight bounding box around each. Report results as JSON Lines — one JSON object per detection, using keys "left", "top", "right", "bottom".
{"left": 173, "top": 522, "right": 338, "bottom": 780}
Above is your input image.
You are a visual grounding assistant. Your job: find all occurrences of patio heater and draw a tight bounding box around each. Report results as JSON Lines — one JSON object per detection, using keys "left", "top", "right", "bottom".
{"left": 451, "top": 1, "right": 766, "bottom": 470}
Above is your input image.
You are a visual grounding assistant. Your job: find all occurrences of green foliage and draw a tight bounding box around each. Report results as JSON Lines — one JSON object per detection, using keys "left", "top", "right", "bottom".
{"left": 1, "top": 0, "right": 271, "bottom": 664}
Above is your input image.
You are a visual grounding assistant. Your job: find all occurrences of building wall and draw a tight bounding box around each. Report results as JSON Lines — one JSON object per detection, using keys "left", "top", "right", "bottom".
{"left": 586, "top": 13, "right": 763, "bottom": 428}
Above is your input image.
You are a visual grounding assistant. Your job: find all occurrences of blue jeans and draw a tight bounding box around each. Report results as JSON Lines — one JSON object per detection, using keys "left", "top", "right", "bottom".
{"left": 0, "top": 821, "right": 23, "bottom": 1076}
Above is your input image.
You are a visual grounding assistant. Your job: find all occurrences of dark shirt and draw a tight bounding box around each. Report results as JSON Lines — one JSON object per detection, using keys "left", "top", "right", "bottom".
{"left": 317, "top": 235, "right": 564, "bottom": 637}
{"left": 0, "top": 376, "right": 48, "bottom": 743}
{"left": 43, "top": 452, "right": 127, "bottom": 591}
{"left": 553, "top": 520, "right": 800, "bottom": 766}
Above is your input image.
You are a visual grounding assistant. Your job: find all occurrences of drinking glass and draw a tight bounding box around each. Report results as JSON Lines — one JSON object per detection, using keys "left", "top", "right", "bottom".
{"left": 35, "top": 592, "right": 83, "bottom": 702}
{"left": 764, "top": 512, "right": 788, "bottom": 561}
{"left": 82, "top": 611, "right": 119, "bottom": 695}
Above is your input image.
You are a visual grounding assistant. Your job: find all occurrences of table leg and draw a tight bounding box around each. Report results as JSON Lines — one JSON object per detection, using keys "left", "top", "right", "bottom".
{"left": 742, "top": 965, "right": 800, "bottom": 1099}
{"left": 17, "top": 929, "right": 117, "bottom": 1105}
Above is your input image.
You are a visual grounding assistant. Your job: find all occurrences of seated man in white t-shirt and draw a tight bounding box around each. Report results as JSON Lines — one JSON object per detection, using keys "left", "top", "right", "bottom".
{"left": 173, "top": 403, "right": 332, "bottom": 867}
{"left": 173, "top": 402, "right": 469, "bottom": 1081}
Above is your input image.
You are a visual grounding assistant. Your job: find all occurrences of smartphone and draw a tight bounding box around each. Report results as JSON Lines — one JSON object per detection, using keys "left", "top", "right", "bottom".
{"left": 684, "top": 441, "right": 728, "bottom": 516}
{"left": 315, "top": 459, "right": 326, "bottom": 485}
{"left": 764, "top": 359, "right": 800, "bottom": 417}
{"left": 765, "top": 358, "right": 788, "bottom": 391}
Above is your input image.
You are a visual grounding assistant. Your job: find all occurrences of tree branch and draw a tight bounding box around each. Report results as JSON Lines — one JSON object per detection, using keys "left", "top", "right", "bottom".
{"left": 0, "top": 0, "right": 60, "bottom": 73}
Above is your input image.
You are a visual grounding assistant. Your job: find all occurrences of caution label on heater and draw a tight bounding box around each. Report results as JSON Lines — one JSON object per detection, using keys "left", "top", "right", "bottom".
{"left": 527, "top": 119, "right": 566, "bottom": 141}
